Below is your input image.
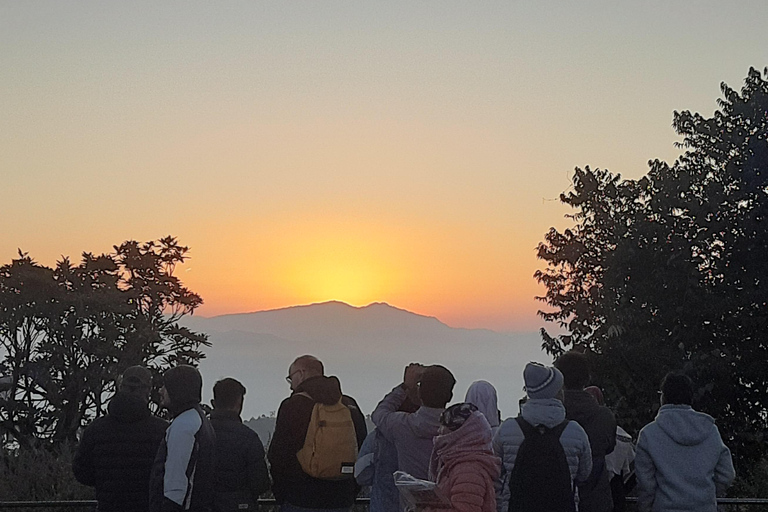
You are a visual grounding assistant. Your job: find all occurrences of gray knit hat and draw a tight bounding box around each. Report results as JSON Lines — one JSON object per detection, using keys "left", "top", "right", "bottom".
{"left": 524, "top": 362, "right": 564, "bottom": 399}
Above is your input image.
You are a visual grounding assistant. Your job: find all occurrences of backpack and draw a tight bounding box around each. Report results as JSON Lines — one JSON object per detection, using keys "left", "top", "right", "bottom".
{"left": 296, "top": 398, "right": 358, "bottom": 480}
{"left": 508, "top": 417, "right": 575, "bottom": 512}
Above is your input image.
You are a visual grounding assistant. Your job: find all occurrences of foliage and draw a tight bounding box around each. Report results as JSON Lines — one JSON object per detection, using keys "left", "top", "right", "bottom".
{"left": 0, "top": 237, "right": 209, "bottom": 448}
{"left": 535, "top": 68, "right": 768, "bottom": 473}
{"left": 0, "top": 443, "right": 93, "bottom": 502}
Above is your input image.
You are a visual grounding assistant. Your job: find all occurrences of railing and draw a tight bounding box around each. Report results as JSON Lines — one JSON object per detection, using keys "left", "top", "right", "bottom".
{"left": 2, "top": 497, "right": 768, "bottom": 510}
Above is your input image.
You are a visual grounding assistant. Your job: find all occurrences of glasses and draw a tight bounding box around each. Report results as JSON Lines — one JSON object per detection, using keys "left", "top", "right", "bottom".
{"left": 286, "top": 369, "right": 302, "bottom": 384}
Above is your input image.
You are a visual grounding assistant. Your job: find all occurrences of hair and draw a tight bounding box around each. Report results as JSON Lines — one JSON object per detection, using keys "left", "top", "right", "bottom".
{"left": 554, "top": 351, "right": 590, "bottom": 390}
{"left": 660, "top": 372, "right": 694, "bottom": 405}
{"left": 213, "top": 378, "right": 247, "bottom": 409}
{"left": 418, "top": 365, "right": 456, "bottom": 408}
{"left": 292, "top": 355, "right": 324, "bottom": 376}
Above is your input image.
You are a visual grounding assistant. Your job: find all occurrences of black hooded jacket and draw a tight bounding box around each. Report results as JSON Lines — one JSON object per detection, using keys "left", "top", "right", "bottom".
{"left": 73, "top": 392, "right": 168, "bottom": 512}
{"left": 267, "top": 375, "right": 367, "bottom": 509}
{"left": 149, "top": 366, "right": 216, "bottom": 512}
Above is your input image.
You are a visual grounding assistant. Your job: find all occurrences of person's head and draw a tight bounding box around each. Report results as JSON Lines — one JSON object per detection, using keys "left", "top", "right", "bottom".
{"left": 212, "top": 377, "right": 246, "bottom": 413}
{"left": 523, "top": 362, "right": 564, "bottom": 400}
{"left": 465, "top": 380, "right": 500, "bottom": 428}
{"left": 554, "top": 351, "right": 590, "bottom": 390}
{"left": 439, "top": 402, "right": 478, "bottom": 434}
{"left": 287, "top": 355, "right": 324, "bottom": 391}
{"left": 418, "top": 365, "right": 455, "bottom": 408}
{"left": 660, "top": 371, "right": 694, "bottom": 406}
{"left": 584, "top": 385, "right": 605, "bottom": 406}
{"left": 161, "top": 365, "right": 202, "bottom": 410}
{"left": 119, "top": 366, "right": 153, "bottom": 403}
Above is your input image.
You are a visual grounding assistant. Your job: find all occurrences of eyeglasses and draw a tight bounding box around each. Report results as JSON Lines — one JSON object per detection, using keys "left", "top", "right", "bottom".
{"left": 286, "top": 369, "right": 302, "bottom": 384}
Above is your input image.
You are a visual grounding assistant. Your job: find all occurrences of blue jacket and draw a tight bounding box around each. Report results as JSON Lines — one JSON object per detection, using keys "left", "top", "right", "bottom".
{"left": 635, "top": 405, "right": 735, "bottom": 512}
{"left": 355, "top": 429, "right": 401, "bottom": 512}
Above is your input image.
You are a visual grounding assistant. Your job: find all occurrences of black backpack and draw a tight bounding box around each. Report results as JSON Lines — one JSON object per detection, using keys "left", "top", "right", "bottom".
{"left": 508, "top": 417, "right": 575, "bottom": 512}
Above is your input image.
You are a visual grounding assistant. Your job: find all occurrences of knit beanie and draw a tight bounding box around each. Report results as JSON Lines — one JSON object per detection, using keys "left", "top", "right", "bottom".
{"left": 524, "top": 362, "right": 564, "bottom": 399}
{"left": 163, "top": 365, "right": 202, "bottom": 411}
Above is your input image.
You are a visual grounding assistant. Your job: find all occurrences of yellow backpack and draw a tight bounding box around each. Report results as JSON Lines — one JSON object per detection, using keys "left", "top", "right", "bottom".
{"left": 296, "top": 398, "right": 358, "bottom": 480}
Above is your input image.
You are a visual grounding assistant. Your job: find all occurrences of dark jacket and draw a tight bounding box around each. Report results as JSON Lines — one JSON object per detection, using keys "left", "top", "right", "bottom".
{"left": 210, "top": 409, "right": 270, "bottom": 509}
{"left": 73, "top": 392, "right": 168, "bottom": 512}
{"left": 149, "top": 404, "right": 216, "bottom": 512}
{"left": 267, "top": 375, "right": 367, "bottom": 509}
{"left": 562, "top": 389, "right": 617, "bottom": 512}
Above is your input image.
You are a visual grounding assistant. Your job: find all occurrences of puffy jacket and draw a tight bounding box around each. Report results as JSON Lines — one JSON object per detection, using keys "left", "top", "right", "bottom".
{"left": 562, "top": 389, "right": 616, "bottom": 512}
{"left": 355, "top": 429, "right": 401, "bottom": 512}
{"left": 149, "top": 404, "right": 216, "bottom": 512}
{"left": 428, "top": 411, "right": 501, "bottom": 512}
{"left": 371, "top": 385, "right": 443, "bottom": 480}
{"left": 210, "top": 409, "right": 270, "bottom": 509}
{"left": 267, "top": 375, "right": 367, "bottom": 509}
{"left": 73, "top": 392, "right": 168, "bottom": 512}
{"left": 492, "top": 398, "right": 592, "bottom": 512}
{"left": 635, "top": 404, "right": 735, "bottom": 512}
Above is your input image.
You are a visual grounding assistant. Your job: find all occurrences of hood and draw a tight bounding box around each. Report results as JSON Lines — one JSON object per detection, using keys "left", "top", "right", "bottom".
{"left": 164, "top": 365, "right": 202, "bottom": 417}
{"left": 108, "top": 391, "right": 151, "bottom": 423}
{"left": 520, "top": 398, "right": 566, "bottom": 428}
{"left": 297, "top": 375, "right": 343, "bottom": 405}
{"left": 655, "top": 404, "right": 717, "bottom": 446}
{"left": 465, "top": 380, "right": 500, "bottom": 428}
{"left": 430, "top": 411, "right": 501, "bottom": 481}
{"left": 563, "top": 389, "right": 602, "bottom": 423}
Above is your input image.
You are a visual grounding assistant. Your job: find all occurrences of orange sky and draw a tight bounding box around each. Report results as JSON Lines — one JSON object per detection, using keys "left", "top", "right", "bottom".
{"left": 2, "top": 2, "right": 767, "bottom": 331}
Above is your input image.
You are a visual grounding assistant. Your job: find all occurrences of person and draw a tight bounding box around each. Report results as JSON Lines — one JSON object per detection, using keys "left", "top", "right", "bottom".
{"left": 555, "top": 352, "right": 616, "bottom": 512}
{"left": 635, "top": 372, "right": 735, "bottom": 512}
{"left": 73, "top": 366, "right": 168, "bottom": 512}
{"left": 465, "top": 380, "right": 501, "bottom": 436}
{"left": 268, "top": 355, "right": 367, "bottom": 512}
{"left": 149, "top": 365, "right": 216, "bottom": 512}
{"left": 355, "top": 393, "right": 420, "bottom": 512}
{"left": 371, "top": 363, "right": 456, "bottom": 481}
{"left": 584, "top": 386, "right": 635, "bottom": 512}
{"left": 493, "top": 362, "right": 592, "bottom": 512}
{"left": 426, "top": 403, "right": 501, "bottom": 512}
{"left": 210, "top": 378, "right": 270, "bottom": 512}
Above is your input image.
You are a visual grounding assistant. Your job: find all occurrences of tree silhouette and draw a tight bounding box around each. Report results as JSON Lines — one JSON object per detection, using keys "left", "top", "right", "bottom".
{"left": 535, "top": 67, "right": 768, "bottom": 471}
{"left": 0, "top": 237, "right": 209, "bottom": 448}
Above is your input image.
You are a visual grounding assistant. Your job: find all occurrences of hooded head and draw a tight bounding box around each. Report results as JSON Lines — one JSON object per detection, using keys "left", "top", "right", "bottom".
{"left": 162, "top": 365, "right": 202, "bottom": 416}
{"left": 524, "top": 362, "right": 564, "bottom": 400}
{"left": 465, "top": 380, "right": 500, "bottom": 428}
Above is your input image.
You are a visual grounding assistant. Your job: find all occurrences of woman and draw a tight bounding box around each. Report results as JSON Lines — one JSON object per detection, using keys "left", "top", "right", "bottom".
{"left": 427, "top": 403, "right": 501, "bottom": 512}
{"left": 465, "top": 381, "right": 501, "bottom": 436}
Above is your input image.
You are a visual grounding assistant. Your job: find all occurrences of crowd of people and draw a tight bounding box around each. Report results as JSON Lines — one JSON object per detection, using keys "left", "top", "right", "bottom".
{"left": 73, "top": 352, "right": 736, "bottom": 512}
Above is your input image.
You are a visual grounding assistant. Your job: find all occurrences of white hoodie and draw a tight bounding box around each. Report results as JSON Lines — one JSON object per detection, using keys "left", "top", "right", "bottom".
{"left": 635, "top": 404, "right": 735, "bottom": 512}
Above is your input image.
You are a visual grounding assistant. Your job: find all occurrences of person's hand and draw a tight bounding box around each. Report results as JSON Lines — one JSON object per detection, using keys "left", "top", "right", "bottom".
{"left": 403, "top": 363, "right": 425, "bottom": 390}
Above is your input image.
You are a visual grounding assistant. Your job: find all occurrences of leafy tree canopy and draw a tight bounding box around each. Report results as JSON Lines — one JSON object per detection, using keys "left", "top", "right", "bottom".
{"left": 535, "top": 67, "right": 768, "bottom": 470}
{"left": 0, "top": 236, "right": 209, "bottom": 448}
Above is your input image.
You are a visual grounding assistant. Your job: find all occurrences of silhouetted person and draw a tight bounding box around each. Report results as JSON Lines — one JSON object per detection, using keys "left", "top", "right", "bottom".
{"left": 74, "top": 366, "right": 168, "bottom": 512}
{"left": 555, "top": 352, "right": 616, "bottom": 512}
{"left": 268, "top": 355, "right": 367, "bottom": 512}
{"left": 372, "top": 364, "right": 456, "bottom": 480}
{"left": 210, "top": 378, "right": 270, "bottom": 512}
{"left": 149, "top": 365, "right": 216, "bottom": 512}
{"left": 635, "top": 372, "right": 734, "bottom": 512}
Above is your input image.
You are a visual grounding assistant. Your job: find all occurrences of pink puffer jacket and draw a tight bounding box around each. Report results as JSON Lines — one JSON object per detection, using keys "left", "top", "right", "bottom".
{"left": 428, "top": 411, "right": 501, "bottom": 512}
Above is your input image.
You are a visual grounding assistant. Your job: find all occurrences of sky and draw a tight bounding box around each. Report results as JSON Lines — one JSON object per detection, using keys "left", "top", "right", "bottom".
{"left": 2, "top": 1, "right": 767, "bottom": 332}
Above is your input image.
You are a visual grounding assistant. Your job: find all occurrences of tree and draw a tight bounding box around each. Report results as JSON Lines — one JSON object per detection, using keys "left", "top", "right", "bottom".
{"left": 0, "top": 236, "right": 209, "bottom": 448}
{"left": 535, "top": 67, "right": 768, "bottom": 471}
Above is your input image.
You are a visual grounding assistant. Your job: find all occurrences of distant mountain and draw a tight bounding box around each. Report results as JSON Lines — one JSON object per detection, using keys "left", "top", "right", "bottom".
{"left": 181, "top": 301, "right": 546, "bottom": 421}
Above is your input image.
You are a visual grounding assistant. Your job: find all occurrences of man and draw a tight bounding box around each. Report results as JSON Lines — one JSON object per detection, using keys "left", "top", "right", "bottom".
{"left": 555, "top": 352, "right": 616, "bottom": 512}
{"left": 268, "top": 355, "right": 367, "bottom": 512}
{"left": 371, "top": 363, "right": 455, "bottom": 480}
{"left": 149, "top": 365, "right": 216, "bottom": 512}
{"left": 210, "top": 377, "right": 270, "bottom": 512}
{"left": 73, "top": 366, "right": 168, "bottom": 512}
{"left": 493, "top": 362, "right": 592, "bottom": 512}
{"left": 635, "top": 372, "right": 735, "bottom": 512}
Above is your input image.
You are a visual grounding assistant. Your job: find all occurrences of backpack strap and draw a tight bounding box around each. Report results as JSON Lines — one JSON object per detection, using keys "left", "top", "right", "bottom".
{"left": 516, "top": 416, "right": 570, "bottom": 437}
